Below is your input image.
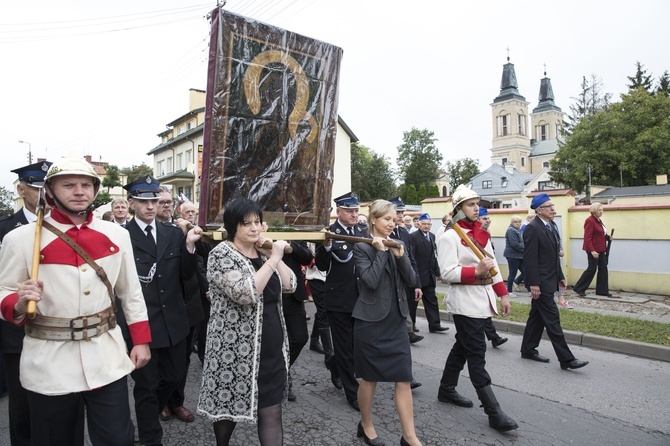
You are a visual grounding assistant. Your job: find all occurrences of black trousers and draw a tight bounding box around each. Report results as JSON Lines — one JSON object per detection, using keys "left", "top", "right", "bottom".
{"left": 408, "top": 290, "right": 419, "bottom": 326}
{"left": 282, "top": 295, "right": 309, "bottom": 366}
{"left": 308, "top": 279, "right": 329, "bottom": 332}
{"left": 573, "top": 251, "right": 609, "bottom": 295}
{"left": 326, "top": 310, "right": 359, "bottom": 402}
{"left": 521, "top": 292, "right": 575, "bottom": 363}
{"left": 131, "top": 338, "right": 187, "bottom": 446}
{"left": 28, "top": 376, "right": 131, "bottom": 446}
{"left": 442, "top": 315, "right": 491, "bottom": 389}
{"left": 167, "top": 326, "right": 196, "bottom": 408}
{"left": 421, "top": 285, "right": 442, "bottom": 330}
{"left": 483, "top": 318, "right": 500, "bottom": 341}
{"left": 4, "top": 353, "right": 30, "bottom": 446}
{"left": 197, "top": 296, "right": 211, "bottom": 364}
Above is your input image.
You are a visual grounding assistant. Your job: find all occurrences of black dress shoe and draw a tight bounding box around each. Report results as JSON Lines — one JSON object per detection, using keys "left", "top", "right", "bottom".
{"left": 596, "top": 293, "right": 613, "bottom": 298}
{"left": 429, "top": 326, "right": 449, "bottom": 333}
{"left": 348, "top": 399, "right": 360, "bottom": 412}
{"left": 573, "top": 290, "right": 586, "bottom": 297}
{"left": 521, "top": 352, "right": 550, "bottom": 363}
{"left": 491, "top": 337, "right": 508, "bottom": 348}
{"left": 357, "top": 422, "right": 385, "bottom": 446}
{"left": 410, "top": 379, "right": 422, "bottom": 389}
{"left": 408, "top": 332, "right": 424, "bottom": 344}
{"left": 561, "top": 359, "right": 589, "bottom": 370}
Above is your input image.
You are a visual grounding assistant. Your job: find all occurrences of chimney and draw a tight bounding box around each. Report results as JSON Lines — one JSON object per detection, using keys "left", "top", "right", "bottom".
{"left": 657, "top": 174, "right": 668, "bottom": 185}
{"left": 85, "top": 155, "right": 92, "bottom": 163}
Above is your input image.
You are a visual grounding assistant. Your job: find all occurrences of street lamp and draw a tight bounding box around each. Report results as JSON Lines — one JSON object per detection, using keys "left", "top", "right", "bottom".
{"left": 18, "top": 140, "right": 32, "bottom": 164}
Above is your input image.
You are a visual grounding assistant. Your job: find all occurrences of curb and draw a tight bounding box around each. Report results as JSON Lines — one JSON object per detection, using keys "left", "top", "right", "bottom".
{"left": 416, "top": 307, "right": 670, "bottom": 363}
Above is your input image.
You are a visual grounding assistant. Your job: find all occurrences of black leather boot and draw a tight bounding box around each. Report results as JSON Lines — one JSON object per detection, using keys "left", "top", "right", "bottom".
{"left": 475, "top": 385, "right": 518, "bottom": 431}
{"left": 437, "top": 369, "right": 473, "bottom": 407}
{"left": 309, "top": 336, "right": 325, "bottom": 354}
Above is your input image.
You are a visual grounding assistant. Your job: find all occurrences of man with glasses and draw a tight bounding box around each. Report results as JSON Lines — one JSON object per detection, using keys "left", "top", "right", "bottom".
{"left": 156, "top": 187, "right": 176, "bottom": 223}
{"left": 520, "top": 193, "right": 589, "bottom": 371}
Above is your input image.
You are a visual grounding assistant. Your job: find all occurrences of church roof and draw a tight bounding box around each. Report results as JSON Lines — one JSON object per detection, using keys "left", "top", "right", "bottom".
{"left": 530, "top": 139, "right": 560, "bottom": 157}
{"left": 468, "top": 163, "right": 536, "bottom": 196}
{"left": 592, "top": 184, "right": 670, "bottom": 199}
{"left": 493, "top": 59, "right": 527, "bottom": 104}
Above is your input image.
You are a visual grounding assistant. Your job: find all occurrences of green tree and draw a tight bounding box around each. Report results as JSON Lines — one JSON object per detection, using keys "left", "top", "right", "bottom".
{"left": 656, "top": 70, "right": 670, "bottom": 97}
{"left": 396, "top": 128, "right": 443, "bottom": 190}
{"left": 102, "top": 165, "right": 122, "bottom": 192}
{"left": 121, "top": 164, "right": 154, "bottom": 183}
{"left": 405, "top": 184, "right": 418, "bottom": 205}
{"left": 428, "top": 184, "right": 440, "bottom": 198}
{"left": 445, "top": 158, "right": 480, "bottom": 192}
{"left": 550, "top": 88, "right": 670, "bottom": 193}
{"left": 626, "top": 61, "right": 654, "bottom": 93}
{"left": 417, "top": 184, "right": 428, "bottom": 203}
{"left": 0, "top": 186, "right": 13, "bottom": 216}
{"left": 93, "top": 190, "right": 112, "bottom": 209}
{"left": 350, "top": 142, "right": 396, "bottom": 201}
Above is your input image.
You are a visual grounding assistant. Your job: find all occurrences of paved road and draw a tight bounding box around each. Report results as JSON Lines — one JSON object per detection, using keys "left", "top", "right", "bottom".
{"left": 2, "top": 302, "right": 669, "bottom": 445}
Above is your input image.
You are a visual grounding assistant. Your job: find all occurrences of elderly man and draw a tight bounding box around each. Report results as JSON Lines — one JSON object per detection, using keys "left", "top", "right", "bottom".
{"left": 0, "top": 156, "right": 151, "bottom": 445}
{"left": 110, "top": 197, "right": 129, "bottom": 225}
{"left": 410, "top": 213, "right": 449, "bottom": 333}
{"left": 120, "top": 176, "right": 202, "bottom": 445}
{"left": 520, "top": 193, "right": 589, "bottom": 370}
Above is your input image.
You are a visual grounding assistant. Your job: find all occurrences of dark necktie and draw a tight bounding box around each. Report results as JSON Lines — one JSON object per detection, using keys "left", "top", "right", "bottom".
{"left": 347, "top": 227, "right": 354, "bottom": 237}
{"left": 145, "top": 225, "right": 156, "bottom": 250}
{"left": 546, "top": 223, "right": 552, "bottom": 232}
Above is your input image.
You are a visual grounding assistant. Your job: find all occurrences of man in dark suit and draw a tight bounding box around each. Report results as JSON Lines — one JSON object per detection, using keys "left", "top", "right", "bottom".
{"left": 520, "top": 193, "right": 588, "bottom": 370}
{"left": 0, "top": 161, "right": 55, "bottom": 446}
{"left": 120, "top": 176, "right": 202, "bottom": 446}
{"left": 410, "top": 213, "right": 449, "bottom": 333}
{"left": 315, "top": 192, "right": 366, "bottom": 411}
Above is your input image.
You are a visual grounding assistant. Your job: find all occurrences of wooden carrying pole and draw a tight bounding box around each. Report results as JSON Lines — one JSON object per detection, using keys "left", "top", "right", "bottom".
{"left": 451, "top": 224, "right": 499, "bottom": 277}
{"left": 27, "top": 190, "right": 44, "bottom": 319}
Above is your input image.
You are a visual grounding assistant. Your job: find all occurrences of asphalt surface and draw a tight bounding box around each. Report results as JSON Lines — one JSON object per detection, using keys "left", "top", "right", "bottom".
{"left": 1, "top": 294, "right": 669, "bottom": 445}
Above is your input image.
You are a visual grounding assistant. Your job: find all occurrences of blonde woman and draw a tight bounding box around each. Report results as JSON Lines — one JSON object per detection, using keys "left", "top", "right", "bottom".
{"left": 573, "top": 203, "right": 612, "bottom": 297}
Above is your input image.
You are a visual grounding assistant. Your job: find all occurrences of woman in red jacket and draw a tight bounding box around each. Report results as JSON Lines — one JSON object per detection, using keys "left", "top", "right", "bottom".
{"left": 573, "top": 203, "right": 611, "bottom": 297}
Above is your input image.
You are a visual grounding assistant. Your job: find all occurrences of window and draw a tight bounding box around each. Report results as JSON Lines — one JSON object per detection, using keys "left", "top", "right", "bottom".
{"left": 185, "top": 186, "right": 193, "bottom": 201}
{"left": 501, "top": 157, "right": 508, "bottom": 165}
{"left": 543, "top": 161, "right": 550, "bottom": 168}
{"left": 187, "top": 121, "right": 193, "bottom": 130}
{"left": 502, "top": 204, "right": 511, "bottom": 209}
{"left": 536, "top": 124, "right": 548, "bottom": 141}
{"left": 442, "top": 186, "right": 447, "bottom": 197}
{"left": 185, "top": 149, "right": 192, "bottom": 163}
{"left": 178, "top": 125, "right": 185, "bottom": 135}
{"left": 176, "top": 153, "right": 183, "bottom": 170}
{"left": 556, "top": 123, "right": 563, "bottom": 139}
{"left": 166, "top": 157, "right": 173, "bottom": 174}
{"left": 157, "top": 160, "right": 165, "bottom": 176}
{"left": 517, "top": 114, "right": 526, "bottom": 135}
{"left": 482, "top": 180, "right": 492, "bottom": 189}
{"left": 521, "top": 156, "right": 526, "bottom": 167}
{"left": 497, "top": 114, "right": 510, "bottom": 136}
{"left": 501, "top": 178, "right": 508, "bottom": 188}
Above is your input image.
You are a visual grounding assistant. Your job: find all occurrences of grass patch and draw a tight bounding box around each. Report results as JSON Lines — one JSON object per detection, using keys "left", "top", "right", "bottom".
{"left": 430, "top": 294, "right": 670, "bottom": 347}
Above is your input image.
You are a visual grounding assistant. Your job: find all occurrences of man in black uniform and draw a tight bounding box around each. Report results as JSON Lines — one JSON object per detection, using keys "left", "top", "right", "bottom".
{"left": 119, "top": 176, "right": 202, "bottom": 446}
{"left": 315, "top": 192, "right": 366, "bottom": 411}
{"left": 0, "top": 160, "right": 52, "bottom": 446}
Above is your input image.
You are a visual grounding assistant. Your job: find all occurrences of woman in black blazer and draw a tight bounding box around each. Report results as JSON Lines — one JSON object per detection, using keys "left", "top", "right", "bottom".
{"left": 353, "top": 200, "right": 421, "bottom": 446}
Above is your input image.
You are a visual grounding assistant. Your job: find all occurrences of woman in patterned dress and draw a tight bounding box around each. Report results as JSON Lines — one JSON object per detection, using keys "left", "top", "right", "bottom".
{"left": 197, "top": 198, "right": 296, "bottom": 446}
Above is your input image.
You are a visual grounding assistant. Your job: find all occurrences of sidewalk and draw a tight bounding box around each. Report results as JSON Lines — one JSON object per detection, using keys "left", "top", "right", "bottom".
{"left": 433, "top": 283, "right": 670, "bottom": 363}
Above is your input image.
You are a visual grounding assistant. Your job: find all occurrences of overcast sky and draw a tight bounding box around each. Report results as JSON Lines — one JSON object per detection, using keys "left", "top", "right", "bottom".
{"left": 2, "top": 0, "right": 669, "bottom": 191}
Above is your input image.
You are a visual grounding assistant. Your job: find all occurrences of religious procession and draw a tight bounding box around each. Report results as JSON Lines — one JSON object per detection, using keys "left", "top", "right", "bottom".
{"left": 2, "top": 4, "right": 669, "bottom": 446}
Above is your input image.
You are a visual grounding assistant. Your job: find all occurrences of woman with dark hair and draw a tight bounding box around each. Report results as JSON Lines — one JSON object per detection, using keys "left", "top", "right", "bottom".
{"left": 197, "top": 198, "right": 296, "bottom": 446}
{"left": 435, "top": 185, "right": 517, "bottom": 432}
{"left": 353, "top": 199, "right": 421, "bottom": 446}
{"left": 573, "top": 202, "right": 611, "bottom": 297}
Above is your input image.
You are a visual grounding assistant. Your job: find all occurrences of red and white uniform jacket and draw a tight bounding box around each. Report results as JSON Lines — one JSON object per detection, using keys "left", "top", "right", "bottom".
{"left": 0, "top": 209, "right": 151, "bottom": 395}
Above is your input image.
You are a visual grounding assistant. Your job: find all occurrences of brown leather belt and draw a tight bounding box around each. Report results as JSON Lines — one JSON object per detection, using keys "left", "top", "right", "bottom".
{"left": 25, "top": 307, "right": 116, "bottom": 342}
{"left": 453, "top": 276, "right": 494, "bottom": 286}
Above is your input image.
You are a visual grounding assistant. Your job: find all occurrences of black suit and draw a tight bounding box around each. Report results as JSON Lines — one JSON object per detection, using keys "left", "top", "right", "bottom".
{"left": 120, "top": 218, "right": 195, "bottom": 446}
{"left": 282, "top": 241, "right": 313, "bottom": 366}
{"left": 0, "top": 210, "right": 30, "bottom": 446}
{"left": 410, "top": 230, "right": 443, "bottom": 330}
{"left": 520, "top": 217, "right": 575, "bottom": 363}
{"left": 390, "top": 226, "right": 420, "bottom": 329}
{"left": 315, "top": 221, "right": 367, "bottom": 404}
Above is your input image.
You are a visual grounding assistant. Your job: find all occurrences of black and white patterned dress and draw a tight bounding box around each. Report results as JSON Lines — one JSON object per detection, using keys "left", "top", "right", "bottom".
{"left": 197, "top": 241, "right": 296, "bottom": 423}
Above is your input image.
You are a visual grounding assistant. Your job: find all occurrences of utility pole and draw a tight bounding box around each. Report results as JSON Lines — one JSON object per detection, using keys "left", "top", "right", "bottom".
{"left": 586, "top": 165, "right": 592, "bottom": 204}
{"left": 18, "top": 140, "right": 32, "bottom": 164}
{"left": 620, "top": 163, "right": 623, "bottom": 187}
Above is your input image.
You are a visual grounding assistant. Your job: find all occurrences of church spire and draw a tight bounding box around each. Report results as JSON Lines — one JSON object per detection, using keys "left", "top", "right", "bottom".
{"left": 533, "top": 66, "right": 562, "bottom": 113}
{"left": 493, "top": 53, "right": 526, "bottom": 103}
